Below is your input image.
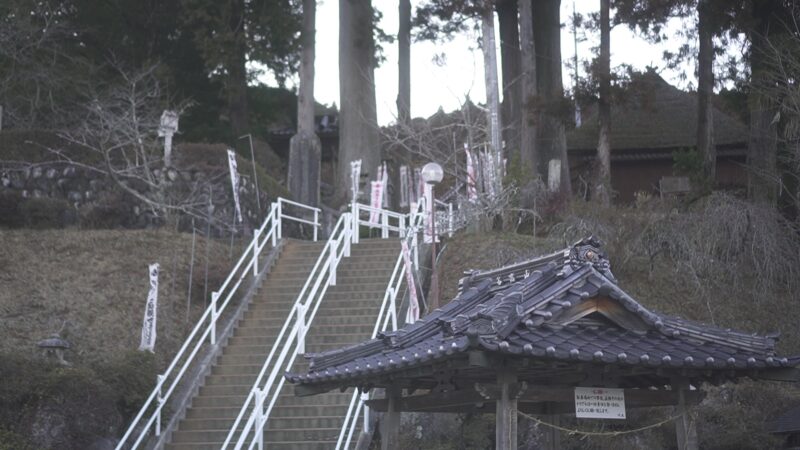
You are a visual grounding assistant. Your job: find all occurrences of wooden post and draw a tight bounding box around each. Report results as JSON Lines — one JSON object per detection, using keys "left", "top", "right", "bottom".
{"left": 496, "top": 370, "right": 518, "bottom": 450}
{"left": 543, "top": 402, "right": 561, "bottom": 450}
{"left": 381, "top": 387, "right": 401, "bottom": 450}
{"left": 674, "top": 381, "right": 698, "bottom": 450}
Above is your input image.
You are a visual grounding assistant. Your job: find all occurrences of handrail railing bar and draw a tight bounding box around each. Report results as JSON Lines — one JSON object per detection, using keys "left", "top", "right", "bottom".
{"left": 118, "top": 196, "right": 328, "bottom": 450}
{"left": 226, "top": 215, "right": 350, "bottom": 449}
{"left": 278, "top": 197, "right": 322, "bottom": 213}
{"left": 279, "top": 214, "right": 321, "bottom": 227}
{"left": 337, "top": 201, "right": 427, "bottom": 450}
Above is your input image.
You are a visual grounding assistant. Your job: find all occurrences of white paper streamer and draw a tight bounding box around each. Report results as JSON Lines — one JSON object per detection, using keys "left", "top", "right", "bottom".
{"left": 139, "top": 263, "right": 159, "bottom": 352}
{"left": 226, "top": 149, "right": 243, "bottom": 223}
{"left": 402, "top": 240, "right": 420, "bottom": 324}
{"left": 399, "top": 165, "right": 409, "bottom": 207}
{"left": 350, "top": 159, "right": 362, "bottom": 203}
{"left": 465, "top": 145, "right": 477, "bottom": 202}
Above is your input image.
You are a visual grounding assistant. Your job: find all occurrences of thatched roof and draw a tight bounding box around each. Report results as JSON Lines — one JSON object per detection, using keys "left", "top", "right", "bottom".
{"left": 567, "top": 70, "right": 748, "bottom": 155}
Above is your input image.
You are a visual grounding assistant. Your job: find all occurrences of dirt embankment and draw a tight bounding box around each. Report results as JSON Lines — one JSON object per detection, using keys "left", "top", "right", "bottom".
{"left": 0, "top": 228, "right": 241, "bottom": 449}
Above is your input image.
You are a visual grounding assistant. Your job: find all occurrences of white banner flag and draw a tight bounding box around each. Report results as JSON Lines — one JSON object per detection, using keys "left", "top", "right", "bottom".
{"left": 226, "top": 149, "right": 243, "bottom": 223}
{"left": 465, "top": 145, "right": 477, "bottom": 202}
{"left": 369, "top": 180, "right": 383, "bottom": 225}
{"left": 415, "top": 167, "right": 424, "bottom": 204}
{"left": 423, "top": 182, "right": 434, "bottom": 243}
{"left": 139, "top": 263, "right": 159, "bottom": 352}
{"left": 401, "top": 240, "right": 420, "bottom": 324}
{"left": 381, "top": 163, "right": 389, "bottom": 208}
{"left": 350, "top": 159, "right": 362, "bottom": 203}
{"left": 399, "top": 165, "right": 409, "bottom": 207}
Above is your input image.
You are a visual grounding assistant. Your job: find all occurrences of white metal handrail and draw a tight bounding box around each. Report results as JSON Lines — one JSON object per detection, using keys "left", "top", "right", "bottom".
{"left": 223, "top": 212, "right": 353, "bottom": 450}
{"left": 335, "top": 199, "right": 427, "bottom": 449}
{"left": 115, "top": 197, "right": 320, "bottom": 450}
{"left": 351, "top": 202, "right": 408, "bottom": 241}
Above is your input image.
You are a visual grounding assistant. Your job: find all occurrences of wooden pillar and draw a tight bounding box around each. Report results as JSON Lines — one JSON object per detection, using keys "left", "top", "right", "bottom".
{"left": 381, "top": 387, "right": 401, "bottom": 450}
{"left": 496, "top": 370, "right": 518, "bottom": 450}
{"left": 674, "top": 383, "right": 698, "bottom": 450}
{"left": 543, "top": 402, "right": 562, "bottom": 450}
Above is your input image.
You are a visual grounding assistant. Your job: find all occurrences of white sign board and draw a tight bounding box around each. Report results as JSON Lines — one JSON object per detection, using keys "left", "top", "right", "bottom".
{"left": 574, "top": 387, "right": 626, "bottom": 419}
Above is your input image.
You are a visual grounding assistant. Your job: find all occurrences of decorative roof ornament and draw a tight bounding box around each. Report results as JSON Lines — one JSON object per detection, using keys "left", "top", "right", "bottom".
{"left": 567, "top": 236, "right": 616, "bottom": 282}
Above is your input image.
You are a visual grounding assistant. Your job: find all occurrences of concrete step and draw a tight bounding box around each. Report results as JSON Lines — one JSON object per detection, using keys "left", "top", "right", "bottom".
{"left": 244, "top": 306, "right": 383, "bottom": 321}
{"left": 246, "top": 291, "right": 391, "bottom": 307}
{"left": 183, "top": 403, "right": 356, "bottom": 420}
{"left": 227, "top": 332, "right": 376, "bottom": 347}
{"left": 170, "top": 427, "right": 344, "bottom": 444}
{"left": 234, "top": 323, "right": 377, "bottom": 336}
{"left": 262, "top": 273, "right": 395, "bottom": 285}
{"left": 177, "top": 415, "right": 350, "bottom": 432}
{"left": 203, "top": 373, "right": 259, "bottom": 386}
{"left": 236, "top": 316, "right": 377, "bottom": 331}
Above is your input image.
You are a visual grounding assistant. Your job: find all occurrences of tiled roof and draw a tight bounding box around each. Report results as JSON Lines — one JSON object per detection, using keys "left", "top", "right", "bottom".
{"left": 567, "top": 71, "right": 749, "bottom": 152}
{"left": 287, "top": 238, "right": 794, "bottom": 389}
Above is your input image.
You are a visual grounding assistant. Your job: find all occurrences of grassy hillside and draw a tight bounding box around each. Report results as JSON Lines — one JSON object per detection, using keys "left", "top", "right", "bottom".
{"left": 0, "top": 228, "right": 252, "bottom": 448}
{"left": 0, "top": 228, "right": 238, "bottom": 367}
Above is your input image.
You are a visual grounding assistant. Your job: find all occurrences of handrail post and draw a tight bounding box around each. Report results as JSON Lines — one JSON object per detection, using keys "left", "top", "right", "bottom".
{"left": 276, "top": 199, "right": 283, "bottom": 240}
{"left": 254, "top": 389, "right": 264, "bottom": 450}
{"left": 399, "top": 215, "right": 406, "bottom": 238}
{"left": 389, "top": 287, "right": 398, "bottom": 330}
{"left": 381, "top": 210, "right": 389, "bottom": 239}
{"left": 252, "top": 231, "right": 260, "bottom": 276}
{"left": 270, "top": 202, "right": 278, "bottom": 247}
{"left": 344, "top": 215, "right": 351, "bottom": 258}
{"left": 156, "top": 374, "right": 165, "bottom": 436}
{"left": 352, "top": 203, "right": 360, "bottom": 244}
{"left": 296, "top": 303, "right": 306, "bottom": 355}
{"left": 210, "top": 291, "right": 219, "bottom": 345}
{"left": 313, "top": 209, "right": 319, "bottom": 242}
{"left": 328, "top": 242, "right": 337, "bottom": 286}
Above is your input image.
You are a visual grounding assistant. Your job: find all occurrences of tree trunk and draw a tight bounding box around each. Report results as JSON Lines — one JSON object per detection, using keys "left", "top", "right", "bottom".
{"left": 337, "top": 0, "right": 380, "bottom": 204}
{"left": 397, "top": 0, "right": 411, "bottom": 123}
{"left": 518, "top": 0, "right": 537, "bottom": 177}
{"left": 288, "top": 0, "right": 321, "bottom": 207}
{"left": 497, "top": 0, "right": 521, "bottom": 165}
{"left": 532, "top": 0, "right": 571, "bottom": 197}
{"left": 696, "top": 0, "right": 715, "bottom": 189}
{"left": 227, "top": 0, "right": 249, "bottom": 139}
{"left": 595, "top": 0, "right": 612, "bottom": 204}
{"left": 481, "top": 5, "right": 503, "bottom": 195}
{"left": 747, "top": 0, "right": 778, "bottom": 204}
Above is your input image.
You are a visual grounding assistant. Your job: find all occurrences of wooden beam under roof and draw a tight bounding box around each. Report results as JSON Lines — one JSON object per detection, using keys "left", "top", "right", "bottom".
{"left": 365, "top": 385, "right": 705, "bottom": 413}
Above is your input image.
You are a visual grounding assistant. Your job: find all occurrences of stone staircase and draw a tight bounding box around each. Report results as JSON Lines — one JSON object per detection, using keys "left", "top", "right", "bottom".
{"left": 165, "top": 238, "right": 400, "bottom": 449}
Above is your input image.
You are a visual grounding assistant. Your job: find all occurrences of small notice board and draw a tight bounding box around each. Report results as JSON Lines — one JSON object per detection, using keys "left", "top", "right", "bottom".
{"left": 574, "top": 387, "right": 626, "bottom": 419}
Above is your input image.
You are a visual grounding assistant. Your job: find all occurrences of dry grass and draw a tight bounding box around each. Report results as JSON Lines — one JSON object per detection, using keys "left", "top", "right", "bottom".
{"left": 0, "top": 228, "right": 237, "bottom": 369}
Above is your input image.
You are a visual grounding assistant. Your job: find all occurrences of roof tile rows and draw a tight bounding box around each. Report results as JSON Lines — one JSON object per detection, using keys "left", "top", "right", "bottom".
{"left": 287, "top": 237, "right": 794, "bottom": 388}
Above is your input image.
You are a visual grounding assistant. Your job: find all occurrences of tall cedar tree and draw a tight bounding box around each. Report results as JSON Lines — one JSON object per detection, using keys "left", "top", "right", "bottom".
{"left": 497, "top": 0, "right": 522, "bottom": 163}
{"left": 337, "top": 0, "right": 380, "bottom": 204}
{"left": 287, "top": 0, "right": 321, "bottom": 206}
{"left": 532, "top": 0, "right": 572, "bottom": 196}
{"left": 398, "top": 0, "right": 412, "bottom": 123}
{"left": 518, "top": 0, "right": 538, "bottom": 176}
{"left": 595, "top": 0, "right": 612, "bottom": 204}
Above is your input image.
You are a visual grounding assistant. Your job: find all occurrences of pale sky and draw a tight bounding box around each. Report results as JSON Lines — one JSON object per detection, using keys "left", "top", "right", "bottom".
{"left": 262, "top": 1, "right": 695, "bottom": 125}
